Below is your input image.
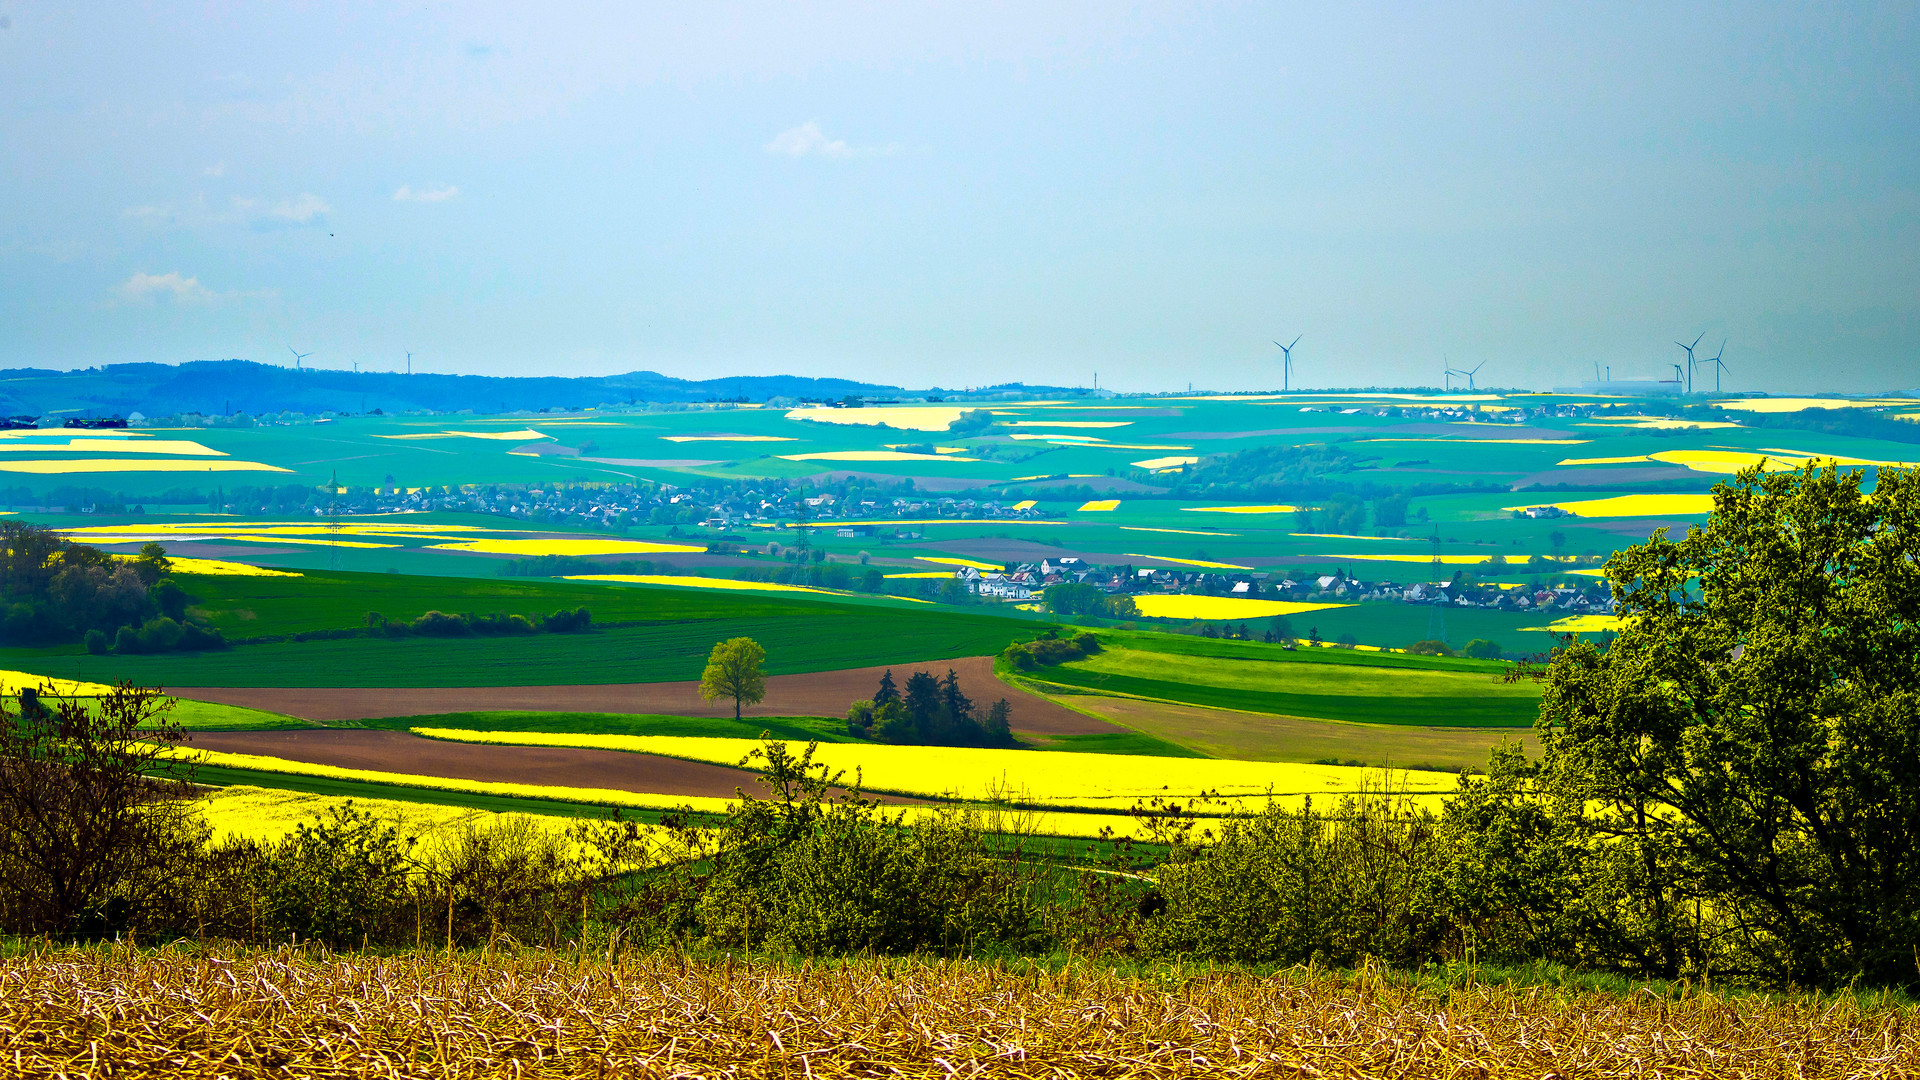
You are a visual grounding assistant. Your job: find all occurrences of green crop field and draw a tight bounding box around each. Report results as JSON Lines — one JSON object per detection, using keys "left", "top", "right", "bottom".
{"left": 21, "top": 609, "right": 1028, "bottom": 687}
{"left": 1029, "top": 665, "right": 1537, "bottom": 726}
{"left": 1019, "top": 634, "right": 1541, "bottom": 729}
{"left": 158, "top": 569, "right": 976, "bottom": 642}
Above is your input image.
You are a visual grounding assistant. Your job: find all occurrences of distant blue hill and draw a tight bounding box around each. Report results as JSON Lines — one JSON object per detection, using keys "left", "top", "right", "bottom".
{"left": 0, "top": 360, "right": 1074, "bottom": 418}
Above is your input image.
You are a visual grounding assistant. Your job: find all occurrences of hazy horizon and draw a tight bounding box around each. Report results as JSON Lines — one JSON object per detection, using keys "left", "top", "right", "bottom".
{"left": 2, "top": 3, "right": 1913, "bottom": 395}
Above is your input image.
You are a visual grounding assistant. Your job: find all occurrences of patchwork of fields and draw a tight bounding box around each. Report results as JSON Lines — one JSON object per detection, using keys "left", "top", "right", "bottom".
{"left": 6, "top": 390, "right": 1915, "bottom": 867}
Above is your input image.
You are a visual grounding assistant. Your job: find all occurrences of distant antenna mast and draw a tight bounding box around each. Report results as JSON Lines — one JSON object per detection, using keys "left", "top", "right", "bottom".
{"left": 1272, "top": 335, "right": 1300, "bottom": 392}
{"left": 406, "top": 351, "right": 413, "bottom": 376}
{"left": 1427, "top": 528, "right": 1446, "bottom": 646}
{"left": 326, "top": 469, "right": 341, "bottom": 572}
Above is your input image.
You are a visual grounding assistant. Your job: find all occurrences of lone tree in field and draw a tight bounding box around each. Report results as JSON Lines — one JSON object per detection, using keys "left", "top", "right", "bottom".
{"left": 1530, "top": 462, "right": 1920, "bottom": 987}
{"left": 700, "top": 637, "right": 767, "bottom": 720}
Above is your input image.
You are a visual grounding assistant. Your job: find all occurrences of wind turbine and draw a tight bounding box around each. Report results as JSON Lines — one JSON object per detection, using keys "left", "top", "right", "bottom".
{"left": 406, "top": 351, "right": 413, "bottom": 375}
{"left": 1456, "top": 361, "right": 1486, "bottom": 391}
{"left": 1709, "top": 340, "right": 1730, "bottom": 393}
{"left": 287, "top": 345, "right": 312, "bottom": 370}
{"left": 1272, "top": 336, "right": 1300, "bottom": 391}
{"left": 1675, "top": 332, "right": 1704, "bottom": 394}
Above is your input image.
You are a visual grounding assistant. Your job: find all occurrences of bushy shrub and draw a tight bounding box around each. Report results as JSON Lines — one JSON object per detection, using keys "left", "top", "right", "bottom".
{"left": 83, "top": 629, "right": 108, "bottom": 655}
{"left": 1461, "top": 638, "right": 1502, "bottom": 659}
{"left": 999, "top": 631, "right": 1101, "bottom": 670}
{"left": 542, "top": 606, "right": 592, "bottom": 633}
{"left": 1405, "top": 639, "right": 1455, "bottom": 657}
{"left": 686, "top": 742, "right": 1043, "bottom": 955}
{"left": 1141, "top": 789, "right": 1446, "bottom": 967}
{"left": 253, "top": 803, "right": 416, "bottom": 947}
{"left": 410, "top": 610, "right": 471, "bottom": 636}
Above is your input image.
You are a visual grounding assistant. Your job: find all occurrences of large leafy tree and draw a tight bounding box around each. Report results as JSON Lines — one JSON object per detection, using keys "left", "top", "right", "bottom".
{"left": 1537, "top": 463, "right": 1920, "bottom": 987}
{"left": 699, "top": 637, "right": 767, "bottom": 720}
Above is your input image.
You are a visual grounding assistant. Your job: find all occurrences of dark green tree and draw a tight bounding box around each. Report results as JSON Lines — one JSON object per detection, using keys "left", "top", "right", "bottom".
{"left": 1534, "top": 463, "right": 1920, "bottom": 988}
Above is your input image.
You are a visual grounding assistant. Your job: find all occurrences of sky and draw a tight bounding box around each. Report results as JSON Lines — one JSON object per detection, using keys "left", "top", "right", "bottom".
{"left": 1, "top": 2, "right": 1914, "bottom": 394}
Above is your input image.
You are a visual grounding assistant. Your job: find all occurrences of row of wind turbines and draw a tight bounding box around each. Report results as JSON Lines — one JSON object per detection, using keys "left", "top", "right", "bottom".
{"left": 1272, "top": 334, "right": 1731, "bottom": 394}
{"left": 1273, "top": 336, "right": 1491, "bottom": 391}
{"left": 1675, "top": 333, "right": 1733, "bottom": 394}
{"left": 286, "top": 346, "right": 418, "bottom": 375}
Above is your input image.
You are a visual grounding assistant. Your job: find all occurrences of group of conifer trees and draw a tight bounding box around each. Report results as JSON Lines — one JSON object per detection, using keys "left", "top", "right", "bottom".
{"left": 846, "top": 668, "right": 1014, "bottom": 747}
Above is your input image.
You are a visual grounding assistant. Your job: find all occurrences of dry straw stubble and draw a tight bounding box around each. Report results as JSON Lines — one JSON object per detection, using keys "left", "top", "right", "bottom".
{"left": 3, "top": 946, "right": 1916, "bottom": 1078}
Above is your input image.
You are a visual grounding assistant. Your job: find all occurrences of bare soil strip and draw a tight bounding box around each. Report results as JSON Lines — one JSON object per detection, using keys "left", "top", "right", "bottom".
{"left": 173, "top": 656, "right": 1111, "bottom": 736}
{"left": 186, "top": 728, "right": 770, "bottom": 800}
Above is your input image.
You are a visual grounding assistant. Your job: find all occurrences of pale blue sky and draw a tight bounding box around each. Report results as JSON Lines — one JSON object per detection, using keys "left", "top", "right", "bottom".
{"left": 2, "top": 2, "right": 1914, "bottom": 393}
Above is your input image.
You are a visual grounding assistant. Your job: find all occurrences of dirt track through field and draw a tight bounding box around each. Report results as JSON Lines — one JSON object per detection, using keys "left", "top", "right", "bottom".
{"left": 172, "top": 656, "right": 1110, "bottom": 736}
{"left": 187, "top": 728, "right": 924, "bottom": 803}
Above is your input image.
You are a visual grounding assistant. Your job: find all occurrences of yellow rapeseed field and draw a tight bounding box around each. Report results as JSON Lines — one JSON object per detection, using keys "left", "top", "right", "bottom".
{"left": 1123, "top": 553, "right": 1253, "bottom": 570}
{"left": 65, "top": 532, "right": 396, "bottom": 549}
{"left": 883, "top": 572, "right": 953, "bottom": 579}
{"left": 0, "top": 439, "right": 226, "bottom": 456}
{"left": 1575, "top": 417, "right": 1743, "bottom": 430}
{"left": 430, "top": 538, "right": 705, "bottom": 556}
{"left": 1557, "top": 454, "right": 1654, "bottom": 465}
{"left": 64, "top": 521, "right": 497, "bottom": 537}
{"left": 1290, "top": 533, "right": 1418, "bottom": 541}
{"left": 189, "top": 749, "right": 1160, "bottom": 839}
{"left": 1183, "top": 504, "right": 1301, "bottom": 514}
{"left": 0, "top": 670, "right": 115, "bottom": 695}
{"left": 195, "top": 785, "right": 574, "bottom": 847}
{"left": 1120, "top": 526, "right": 1238, "bottom": 536}
{"left": 785, "top": 406, "right": 970, "bottom": 431}
{"left": 1131, "top": 456, "right": 1201, "bottom": 470}
{"left": 564, "top": 574, "right": 831, "bottom": 595}
{"left": 1712, "top": 397, "right": 1920, "bottom": 413}
{"left": 777, "top": 450, "right": 979, "bottom": 462}
{"left": 1521, "top": 614, "right": 1625, "bottom": 633}
{"left": 1130, "top": 595, "right": 1346, "bottom": 620}
{"left": 184, "top": 748, "right": 738, "bottom": 815}
{"left": 1009, "top": 500, "right": 1037, "bottom": 511}
{"left": 915, "top": 556, "right": 1002, "bottom": 570}
{"left": 133, "top": 556, "right": 300, "bottom": 577}
{"left": 1077, "top": 500, "right": 1121, "bottom": 511}
{"left": 415, "top": 730, "right": 1452, "bottom": 813}
{"left": 374, "top": 429, "right": 552, "bottom": 441}
{"left": 1337, "top": 553, "right": 1541, "bottom": 565}
{"left": 782, "top": 519, "right": 1066, "bottom": 527}
{"left": 660, "top": 434, "right": 796, "bottom": 442}
{"left": 0, "top": 429, "right": 146, "bottom": 439}
{"left": 1505, "top": 493, "right": 1716, "bottom": 517}
{"left": 1353, "top": 438, "right": 1592, "bottom": 445}
{"left": 0, "top": 459, "right": 291, "bottom": 475}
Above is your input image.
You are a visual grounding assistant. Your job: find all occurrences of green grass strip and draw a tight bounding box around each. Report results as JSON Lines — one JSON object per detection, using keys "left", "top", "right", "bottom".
{"left": 1028, "top": 667, "right": 1537, "bottom": 727}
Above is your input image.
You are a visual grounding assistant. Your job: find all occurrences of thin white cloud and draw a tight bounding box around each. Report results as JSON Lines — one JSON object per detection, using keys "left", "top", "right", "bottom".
{"left": 203, "top": 161, "right": 226, "bottom": 178}
{"left": 232, "top": 193, "right": 329, "bottom": 227}
{"left": 766, "top": 121, "right": 895, "bottom": 159}
{"left": 393, "top": 184, "right": 460, "bottom": 203}
{"left": 116, "top": 271, "right": 216, "bottom": 304}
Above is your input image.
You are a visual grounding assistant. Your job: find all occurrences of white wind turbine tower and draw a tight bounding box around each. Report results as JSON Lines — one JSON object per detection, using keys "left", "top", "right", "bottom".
{"left": 1675, "top": 332, "right": 1705, "bottom": 394}
{"left": 1272, "top": 335, "right": 1301, "bottom": 391}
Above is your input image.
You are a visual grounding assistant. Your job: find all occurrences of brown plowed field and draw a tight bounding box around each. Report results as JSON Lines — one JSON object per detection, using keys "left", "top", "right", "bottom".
{"left": 173, "top": 656, "right": 1109, "bottom": 736}
{"left": 188, "top": 728, "right": 921, "bottom": 803}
